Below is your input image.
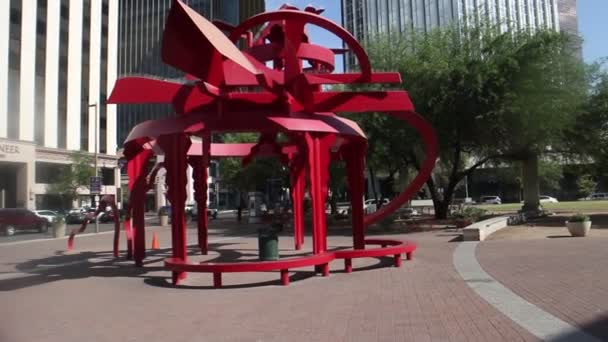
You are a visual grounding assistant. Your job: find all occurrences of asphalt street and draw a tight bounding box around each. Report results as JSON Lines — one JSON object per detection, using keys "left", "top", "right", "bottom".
{"left": 0, "top": 211, "right": 237, "bottom": 244}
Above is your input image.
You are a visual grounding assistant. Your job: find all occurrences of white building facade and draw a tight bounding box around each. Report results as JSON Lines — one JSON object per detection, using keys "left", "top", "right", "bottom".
{"left": 0, "top": 0, "right": 120, "bottom": 210}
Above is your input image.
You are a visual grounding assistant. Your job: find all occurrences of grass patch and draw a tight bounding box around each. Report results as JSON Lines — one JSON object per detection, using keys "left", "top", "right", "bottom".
{"left": 475, "top": 201, "right": 608, "bottom": 212}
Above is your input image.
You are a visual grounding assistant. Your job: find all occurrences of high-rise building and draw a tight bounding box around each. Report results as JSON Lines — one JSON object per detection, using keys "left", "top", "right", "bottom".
{"left": 0, "top": 0, "right": 120, "bottom": 210}
{"left": 556, "top": 0, "right": 581, "bottom": 58}
{"left": 342, "top": 0, "right": 562, "bottom": 69}
{"left": 116, "top": 0, "right": 264, "bottom": 210}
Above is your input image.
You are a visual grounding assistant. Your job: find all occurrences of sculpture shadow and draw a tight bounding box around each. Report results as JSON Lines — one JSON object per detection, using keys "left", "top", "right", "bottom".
{"left": 0, "top": 242, "right": 236, "bottom": 292}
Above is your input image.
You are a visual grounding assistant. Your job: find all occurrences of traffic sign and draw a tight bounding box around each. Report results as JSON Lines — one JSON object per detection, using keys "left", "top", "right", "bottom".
{"left": 90, "top": 176, "right": 102, "bottom": 194}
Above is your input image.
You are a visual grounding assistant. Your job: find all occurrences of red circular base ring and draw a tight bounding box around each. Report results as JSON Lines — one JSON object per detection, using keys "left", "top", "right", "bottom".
{"left": 164, "top": 239, "right": 415, "bottom": 288}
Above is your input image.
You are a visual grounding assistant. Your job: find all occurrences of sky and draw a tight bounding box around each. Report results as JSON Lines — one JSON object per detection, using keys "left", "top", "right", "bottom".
{"left": 264, "top": 0, "right": 607, "bottom": 69}
{"left": 578, "top": 0, "right": 608, "bottom": 64}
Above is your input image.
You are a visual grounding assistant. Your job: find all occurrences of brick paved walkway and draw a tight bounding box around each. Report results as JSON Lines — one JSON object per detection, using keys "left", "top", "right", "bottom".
{"left": 0, "top": 221, "right": 540, "bottom": 342}
{"left": 478, "top": 229, "right": 608, "bottom": 341}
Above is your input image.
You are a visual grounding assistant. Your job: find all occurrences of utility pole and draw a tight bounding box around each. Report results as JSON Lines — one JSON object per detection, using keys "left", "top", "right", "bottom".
{"left": 89, "top": 103, "right": 99, "bottom": 233}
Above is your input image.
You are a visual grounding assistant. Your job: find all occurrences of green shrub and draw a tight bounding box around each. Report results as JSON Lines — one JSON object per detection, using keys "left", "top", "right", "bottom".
{"left": 452, "top": 206, "right": 487, "bottom": 222}
{"left": 568, "top": 212, "right": 590, "bottom": 222}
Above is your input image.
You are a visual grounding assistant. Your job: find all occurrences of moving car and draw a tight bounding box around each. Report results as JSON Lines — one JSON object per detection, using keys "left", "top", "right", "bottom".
{"left": 480, "top": 196, "right": 502, "bottom": 205}
{"left": 34, "top": 210, "right": 60, "bottom": 224}
{"left": 0, "top": 208, "right": 49, "bottom": 236}
{"left": 539, "top": 195, "right": 558, "bottom": 203}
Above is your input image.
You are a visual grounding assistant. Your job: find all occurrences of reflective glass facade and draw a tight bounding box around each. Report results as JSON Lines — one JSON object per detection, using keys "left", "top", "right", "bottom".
{"left": 342, "top": 0, "right": 562, "bottom": 70}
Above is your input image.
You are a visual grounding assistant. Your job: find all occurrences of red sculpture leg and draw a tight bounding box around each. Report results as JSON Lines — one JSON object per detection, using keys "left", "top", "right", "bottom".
{"left": 189, "top": 154, "right": 209, "bottom": 255}
{"left": 67, "top": 195, "right": 121, "bottom": 258}
{"left": 158, "top": 134, "right": 192, "bottom": 285}
{"left": 343, "top": 142, "right": 367, "bottom": 249}
{"left": 289, "top": 155, "right": 305, "bottom": 250}
{"left": 305, "top": 133, "right": 335, "bottom": 254}
{"left": 127, "top": 149, "right": 153, "bottom": 266}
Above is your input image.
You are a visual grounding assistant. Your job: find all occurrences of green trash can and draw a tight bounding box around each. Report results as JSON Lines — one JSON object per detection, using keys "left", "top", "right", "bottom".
{"left": 258, "top": 227, "right": 279, "bottom": 261}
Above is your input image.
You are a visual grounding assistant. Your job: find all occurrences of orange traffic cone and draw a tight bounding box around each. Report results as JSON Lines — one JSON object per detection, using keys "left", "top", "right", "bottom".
{"left": 151, "top": 233, "right": 160, "bottom": 250}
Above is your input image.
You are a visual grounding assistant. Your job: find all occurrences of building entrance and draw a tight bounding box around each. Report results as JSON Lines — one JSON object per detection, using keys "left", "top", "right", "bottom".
{"left": 0, "top": 162, "right": 20, "bottom": 208}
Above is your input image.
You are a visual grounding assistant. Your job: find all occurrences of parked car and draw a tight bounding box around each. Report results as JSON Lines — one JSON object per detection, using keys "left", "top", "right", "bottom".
{"left": 578, "top": 193, "right": 608, "bottom": 201}
{"left": 191, "top": 204, "right": 218, "bottom": 220}
{"left": 364, "top": 198, "right": 390, "bottom": 213}
{"left": 98, "top": 208, "right": 117, "bottom": 223}
{"left": 396, "top": 207, "right": 420, "bottom": 218}
{"left": 539, "top": 195, "right": 558, "bottom": 203}
{"left": 480, "top": 196, "right": 502, "bottom": 205}
{"left": 65, "top": 208, "right": 96, "bottom": 224}
{"left": 589, "top": 193, "right": 608, "bottom": 201}
{"left": 0, "top": 208, "right": 49, "bottom": 236}
{"left": 335, "top": 202, "right": 351, "bottom": 216}
{"left": 34, "top": 210, "right": 60, "bottom": 224}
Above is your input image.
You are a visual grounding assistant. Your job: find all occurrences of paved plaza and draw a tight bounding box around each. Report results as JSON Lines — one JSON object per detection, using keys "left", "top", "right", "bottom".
{"left": 0, "top": 217, "right": 607, "bottom": 341}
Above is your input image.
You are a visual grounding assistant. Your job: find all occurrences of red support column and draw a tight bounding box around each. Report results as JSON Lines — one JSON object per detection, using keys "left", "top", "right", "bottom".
{"left": 289, "top": 154, "right": 305, "bottom": 250}
{"left": 305, "top": 133, "right": 334, "bottom": 254}
{"left": 127, "top": 149, "right": 153, "bottom": 265}
{"left": 157, "top": 134, "right": 191, "bottom": 285}
{"left": 394, "top": 254, "right": 402, "bottom": 267}
{"left": 344, "top": 258, "right": 352, "bottom": 273}
{"left": 281, "top": 269, "right": 290, "bottom": 286}
{"left": 189, "top": 143, "right": 209, "bottom": 255}
{"left": 344, "top": 142, "right": 367, "bottom": 249}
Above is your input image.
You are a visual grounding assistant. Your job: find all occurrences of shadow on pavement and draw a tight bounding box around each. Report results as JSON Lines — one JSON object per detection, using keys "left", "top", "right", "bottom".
{"left": 550, "top": 315, "right": 608, "bottom": 342}
{"left": 0, "top": 242, "right": 235, "bottom": 292}
{"left": 1, "top": 240, "right": 397, "bottom": 291}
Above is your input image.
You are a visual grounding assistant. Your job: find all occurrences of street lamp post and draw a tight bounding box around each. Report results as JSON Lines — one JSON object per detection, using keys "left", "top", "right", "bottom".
{"left": 89, "top": 103, "right": 99, "bottom": 233}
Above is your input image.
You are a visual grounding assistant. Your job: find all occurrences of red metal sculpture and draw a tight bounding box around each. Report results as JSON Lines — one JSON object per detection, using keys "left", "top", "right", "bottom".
{"left": 89, "top": 0, "right": 438, "bottom": 287}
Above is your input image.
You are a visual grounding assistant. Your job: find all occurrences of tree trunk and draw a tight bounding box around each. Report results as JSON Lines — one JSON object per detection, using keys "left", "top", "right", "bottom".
{"left": 237, "top": 191, "right": 243, "bottom": 222}
{"left": 368, "top": 166, "right": 379, "bottom": 200}
{"left": 521, "top": 153, "right": 541, "bottom": 213}
{"left": 434, "top": 200, "right": 450, "bottom": 219}
{"left": 330, "top": 195, "right": 337, "bottom": 215}
{"left": 368, "top": 165, "right": 379, "bottom": 211}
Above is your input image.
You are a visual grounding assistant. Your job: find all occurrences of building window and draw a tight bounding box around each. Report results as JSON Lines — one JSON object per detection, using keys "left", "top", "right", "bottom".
{"left": 81, "top": 0, "right": 91, "bottom": 150}
{"left": 35, "top": 162, "right": 70, "bottom": 184}
{"left": 57, "top": 0, "right": 70, "bottom": 149}
{"left": 101, "top": 167, "right": 115, "bottom": 186}
{"left": 35, "top": 0, "right": 48, "bottom": 145}
{"left": 8, "top": 1, "right": 22, "bottom": 139}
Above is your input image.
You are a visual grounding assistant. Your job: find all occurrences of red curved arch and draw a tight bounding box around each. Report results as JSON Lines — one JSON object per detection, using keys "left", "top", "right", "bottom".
{"left": 229, "top": 10, "right": 371, "bottom": 81}
{"left": 362, "top": 111, "right": 438, "bottom": 227}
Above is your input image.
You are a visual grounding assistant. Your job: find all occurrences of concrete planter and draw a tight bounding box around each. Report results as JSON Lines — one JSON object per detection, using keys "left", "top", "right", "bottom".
{"left": 159, "top": 214, "right": 169, "bottom": 226}
{"left": 566, "top": 220, "right": 591, "bottom": 237}
{"left": 52, "top": 222, "right": 66, "bottom": 238}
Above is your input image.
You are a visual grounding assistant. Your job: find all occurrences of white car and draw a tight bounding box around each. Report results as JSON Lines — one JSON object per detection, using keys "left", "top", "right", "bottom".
{"left": 33, "top": 210, "right": 59, "bottom": 224}
{"left": 539, "top": 195, "right": 558, "bottom": 203}
{"left": 480, "top": 196, "right": 502, "bottom": 205}
{"left": 364, "top": 198, "right": 390, "bottom": 214}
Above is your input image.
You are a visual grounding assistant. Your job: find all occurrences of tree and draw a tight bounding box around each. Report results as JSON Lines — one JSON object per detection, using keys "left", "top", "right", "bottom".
{"left": 360, "top": 23, "right": 588, "bottom": 218}
{"left": 218, "top": 133, "right": 289, "bottom": 219}
{"left": 576, "top": 174, "right": 597, "bottom": 198}
{"left": 47, "top": 152, "right": 95, "bottom": 208}
{"left": 568, "top": 64, "right": 608, "bottom": 175}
